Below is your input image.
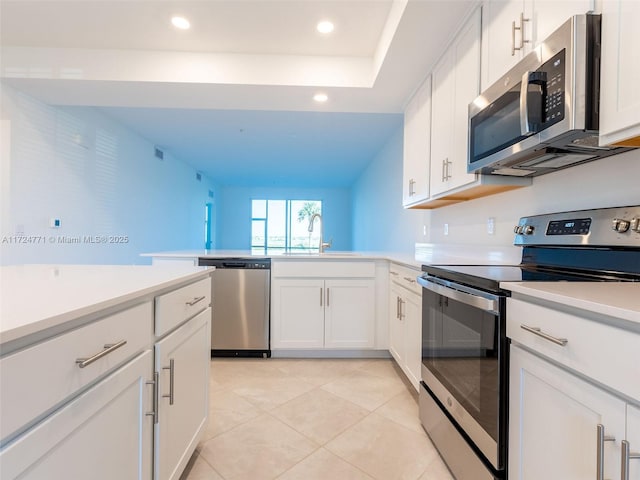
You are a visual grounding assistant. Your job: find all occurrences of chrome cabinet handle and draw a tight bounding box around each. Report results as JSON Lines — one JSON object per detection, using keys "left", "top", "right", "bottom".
{"left": 185, "top": 295, "right": 206, "bottom": 306}
{"left": 320, "top": 287, "right": 323, "bottom": 306}
{"left": 622, "top": 440, "right": 640, "bottom": 480}
{"left": 163, "top": 359, "right": 175, "bottom": 405}
{"left": 326, "top": 288, "right": 330, "bottom": 307}
{"left": 403, "top": 276, "right": 416, "bottom": 284}
{"left": 390, "top": 271, "right": 399, "bottom": 276}
{"left": 512, "top": 12, "right": 529, "bottom": 55}
{"left": 597, "top": 424, "right": 616, "bottom": 480}
{"left": 146, "top": 371, "right": 159, "bottom": 424}
{"left": 399, "top": 298, "right": 405, "bottom": 319}
{"left": 442, "top": 159, "right": 446, "bottom": 182}
{"left": 76, "top": 340, "right": 127, "bottom": 368}
{"left": 520, "top": 325, "right": 568, "bottom": 346}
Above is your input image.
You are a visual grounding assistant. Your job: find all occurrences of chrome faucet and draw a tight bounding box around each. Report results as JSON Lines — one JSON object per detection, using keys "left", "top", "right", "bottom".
{"left": 308, "top": 213, "right": 332, "bottom": 253}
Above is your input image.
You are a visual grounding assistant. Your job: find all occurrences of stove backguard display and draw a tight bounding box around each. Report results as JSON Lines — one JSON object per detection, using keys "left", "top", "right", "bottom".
{"left": 546, "top": 218, "right": 591, "bottom": 235}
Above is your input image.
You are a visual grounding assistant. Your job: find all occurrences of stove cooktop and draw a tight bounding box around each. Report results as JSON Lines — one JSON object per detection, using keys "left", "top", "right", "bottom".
{"left": 421, "top": 263, "right": 640, "bottom": 294}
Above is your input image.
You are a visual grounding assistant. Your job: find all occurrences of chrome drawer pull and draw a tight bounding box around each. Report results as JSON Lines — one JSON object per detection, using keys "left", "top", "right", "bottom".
{"left": 76, "top": 340, "right": 127, "bottom": 368}
{"left": 163, "top": 359, "right": 175, "bottom": 405}
{"left": 520, "top": 325, "right": 568, "bottom": 346}
{"left": 597, "top": 424, "right": 616, "bottom": 480}
{"left": 403, "top": 276, "right": 416, "bottom": 284}
{"left": 185, "top": 295, "right": 206, "bottom": 306}
{"left": 622, "top": 440, "right": 640, "bottom": 480}
{"left": 146, "top": 371, "right": 159, "bottom": 424}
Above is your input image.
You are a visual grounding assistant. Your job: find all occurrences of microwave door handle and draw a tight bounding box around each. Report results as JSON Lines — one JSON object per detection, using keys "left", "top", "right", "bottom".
{"left": 520, "top": 71, "right": 534, "bottom": 136}
{"left": 520, "top": 71, "right": 547, "bottom": 136}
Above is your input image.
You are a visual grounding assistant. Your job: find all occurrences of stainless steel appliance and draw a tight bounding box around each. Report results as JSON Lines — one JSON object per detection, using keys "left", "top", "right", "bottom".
{"left": 418, "top": 206, "right": 640, "bottom": 480}
{"left": 197, "top": 258, "right": 271, "bottom": 357}
{"left": 468, "top": 14, "right": 629, "bottom": 178}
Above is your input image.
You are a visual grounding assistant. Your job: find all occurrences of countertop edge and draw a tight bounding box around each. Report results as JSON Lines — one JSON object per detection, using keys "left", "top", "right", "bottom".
{"left": 501, "top": 281, "right": 640, "bottom": 324}
{"left": 0, "top": 268, "right": 212, "bottom": 347}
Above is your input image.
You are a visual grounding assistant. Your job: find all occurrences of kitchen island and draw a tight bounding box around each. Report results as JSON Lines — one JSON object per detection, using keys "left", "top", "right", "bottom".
{"left": 0, "top": 264, "right": 213, "bottom": 480}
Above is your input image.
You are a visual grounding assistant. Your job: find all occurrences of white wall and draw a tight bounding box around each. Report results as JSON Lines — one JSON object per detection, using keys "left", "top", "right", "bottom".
{"left": 0, "top": 84, "right": 216, "bottom": 265}
{"left": 428, "top": 149, "right": 640, "bottom": 245}
{"left": 352, "top": 127, "right": 640, "bottom": 253}
{"left": 352, "top": 126, "right": 429, "bottom": 253}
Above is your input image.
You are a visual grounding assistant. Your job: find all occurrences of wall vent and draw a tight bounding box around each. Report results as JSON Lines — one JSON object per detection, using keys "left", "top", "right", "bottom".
{"left": 154, "top": 147, "right": 164, "bottom": 160}
{"left": 196, "top": 173, "right": 202, "bottom": 181}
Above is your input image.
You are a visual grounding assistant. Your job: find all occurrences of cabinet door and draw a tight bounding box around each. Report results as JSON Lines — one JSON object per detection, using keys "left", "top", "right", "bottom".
{"left": 403, "top": 291, "right": 422, "bottom": 391}
{"left": 388, "top": 283, "right": 405, "bottom": 365}
{"left": 528, "top": 0, "right": 594, "bottom": 47}
{"left": 599, "top": 0, "right": 640, "bottom": 146}
{"left": 481, "top": 0, "right": 593, "bottom": 90}
{"left": 430, "top": 44, "right": 455, "bottom": 197}
{"left": 324, "top": 279, "right": 376, "bottom": 349}
{"left": 0, "top": 350, "right": 153, "bottom": 480}
{"left": 403, "top": 75, "right": 432, "bottom": 206}
{"left": 627, "top": 404, "right": 640, "bottom": 480}
{"left": 271, "top": 279, "right": 325, "bottom": 349}
{"left": 481, "top": 0, "right": 526, "bottom": 90}
{"left": 155, "top": 309, "right": 211, "bottom": 480}
{"left": 430, "top": 7, "right": 481, "bottom": 196}
{"left": 509, "top": 345, "right": 625, "bottom": 480}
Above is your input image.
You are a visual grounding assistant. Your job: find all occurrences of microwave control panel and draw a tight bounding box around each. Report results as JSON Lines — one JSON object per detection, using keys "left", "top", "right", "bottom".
{"left": 540, "top": 49, "right": 566, "bottom": 126}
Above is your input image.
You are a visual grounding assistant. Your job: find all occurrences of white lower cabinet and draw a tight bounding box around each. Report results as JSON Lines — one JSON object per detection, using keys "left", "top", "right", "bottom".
{"left": 388, "top": 264, "right": 422, "bottom": 391}
{"left": 0, "top": 350, "right": 154, "bottom": 480}
{"left": 509, "top": 345, "right": 626, "bottom": 480}
{"left": 154, "top": 308, "right": 211, "bottom": 480}
{"left": 0, "top": 273, "right": 212, "bottom": 480}
{"left": 507, "top": 295, "right": 640, "bottom": 480}
{"left": 272, "top": 277, "right": 375, "bottom": 350}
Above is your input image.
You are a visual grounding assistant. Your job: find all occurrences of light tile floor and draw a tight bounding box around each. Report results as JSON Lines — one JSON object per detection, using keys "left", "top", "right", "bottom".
{"left": 181, "top": 358, "right": 454, "bottom": 480}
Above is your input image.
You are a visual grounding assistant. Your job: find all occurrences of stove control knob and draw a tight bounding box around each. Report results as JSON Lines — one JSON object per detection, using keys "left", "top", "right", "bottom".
{"left": 630, "top": 218, "right": 640, "bottom": 233}
{"left": 514, "top": 225, "right": 523, "bottom": 234}
{"left": 523, "top": 225, "right": 535, "bottom": 235}
{"left": 612, "top": 218, "right": 630, "bottom": 233}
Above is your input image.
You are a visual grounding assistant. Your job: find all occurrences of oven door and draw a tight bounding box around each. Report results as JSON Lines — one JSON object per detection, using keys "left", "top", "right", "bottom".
{"left": 418, "top": 275, "right": 507, "bottom": 470}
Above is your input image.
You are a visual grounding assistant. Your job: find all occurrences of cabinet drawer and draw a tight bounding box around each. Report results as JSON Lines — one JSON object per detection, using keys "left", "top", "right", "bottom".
{"left": 272, "top": 261, "right": 375, "bottom": 278}
{"left": 507, "top": 298, "right": 640, "bottom": 401}
{"left": 0, "top": 302, "right": 152, "bottom": 443}
{"left": 155, "top": 278, "right": 211, "bottom": 336}
{"left": 389, "top": 263, "right": 421, "bottom": 296}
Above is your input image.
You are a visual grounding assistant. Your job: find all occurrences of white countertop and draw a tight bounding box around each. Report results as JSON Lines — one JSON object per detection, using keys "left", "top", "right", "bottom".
{"left": 141, "top": 243, "right": 523, "bottom": 270}
{"left": 0, "top": 264, "right": 212, "bottom": 345}
{"left": 502, "top": 282, "right": 640, "bottom": 324}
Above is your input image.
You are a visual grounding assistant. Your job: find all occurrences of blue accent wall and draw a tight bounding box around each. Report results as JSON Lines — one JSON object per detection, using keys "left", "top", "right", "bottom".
{"left": 216, "top": 186, "right": 352, "bottom": 251}
{"left": 352, "top": 125, "right": 426, "bottom": 253}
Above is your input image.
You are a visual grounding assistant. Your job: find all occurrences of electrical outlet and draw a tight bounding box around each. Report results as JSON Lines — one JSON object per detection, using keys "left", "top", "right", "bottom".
{"left": 423, "top": 225, "right": 427, "bottom": 236}
{"left": 50, "top": 218, "right": 61, "bottom": 228}
{"left": 444, "top": 223, "right": 449, "bottom": 236}
{"left": 487, "top": 217, "right": 495, "bottom": 235}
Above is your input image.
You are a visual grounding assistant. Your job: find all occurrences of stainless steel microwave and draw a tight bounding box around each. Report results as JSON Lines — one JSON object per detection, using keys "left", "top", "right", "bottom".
{"left": 468, "top": 14, "right": 628, "bottom": 177}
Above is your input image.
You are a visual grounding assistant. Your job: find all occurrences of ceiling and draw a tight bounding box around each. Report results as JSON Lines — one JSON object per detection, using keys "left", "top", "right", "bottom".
{"left": 0, "top": 0, "right": 478, "bottom": 187}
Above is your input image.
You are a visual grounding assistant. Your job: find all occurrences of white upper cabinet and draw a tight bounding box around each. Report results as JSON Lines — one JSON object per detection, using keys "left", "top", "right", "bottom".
{"left": 481, "top": 0, "right": 595, "bottom": 91}
{"left": 430, "top": 7, "right": 481, "bottom": 197}
{"left": 599, "top": 0, "right": 640, "bottom": 147}
{"left": 402, "top": 75, "right": 432, "bottom": 207}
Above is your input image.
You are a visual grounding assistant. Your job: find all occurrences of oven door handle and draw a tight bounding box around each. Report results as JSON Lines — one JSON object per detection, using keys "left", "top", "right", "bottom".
{"left": 417, "top": 276, "right": 500, "bottom": 314}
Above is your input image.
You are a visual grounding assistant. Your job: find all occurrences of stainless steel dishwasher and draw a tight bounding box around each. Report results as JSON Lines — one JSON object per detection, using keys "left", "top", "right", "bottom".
{"left": 197, "top": 258, "right": 270, "bottom": 357}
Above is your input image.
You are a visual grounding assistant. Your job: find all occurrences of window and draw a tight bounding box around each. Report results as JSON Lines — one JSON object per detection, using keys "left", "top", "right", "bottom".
{"left": 251, "top": 200, "right": 322, "bottom": 253}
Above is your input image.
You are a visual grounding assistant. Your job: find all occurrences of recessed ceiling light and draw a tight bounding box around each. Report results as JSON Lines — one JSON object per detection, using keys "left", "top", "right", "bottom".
{"left": 316, "top": 20, "right": 334, "bottom": 34}
{"left": 171, "top": 16, "right": 191, "bottom": 30}
{"left": 313, "top": 93, "right": 328, "bottom": 103}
